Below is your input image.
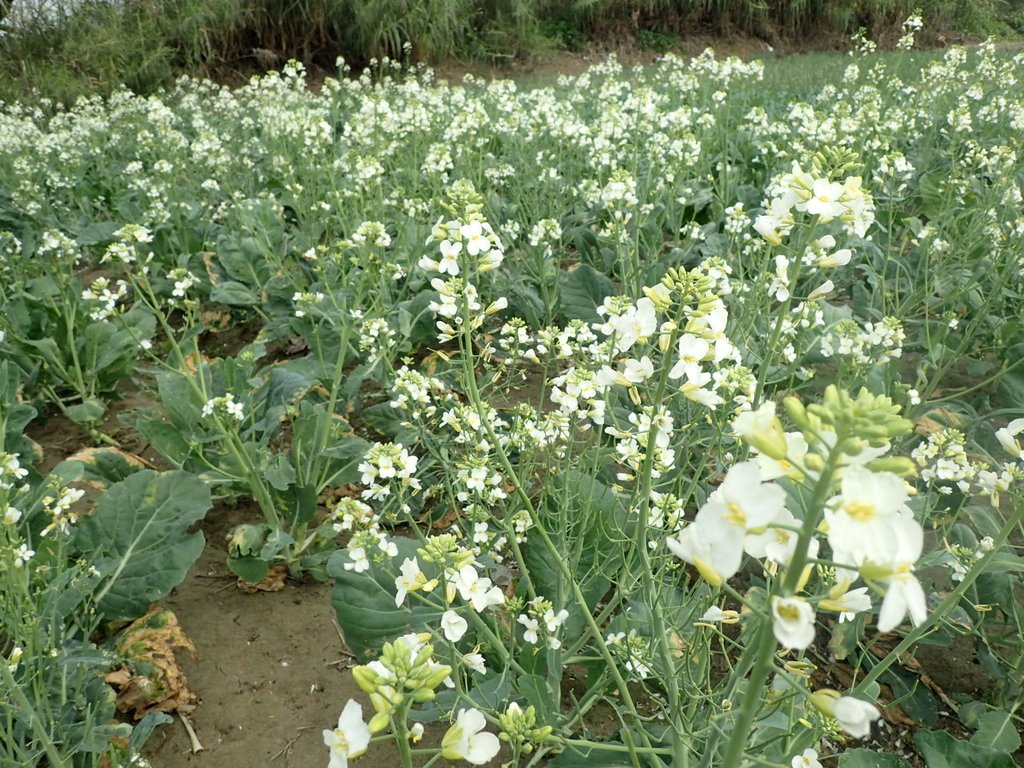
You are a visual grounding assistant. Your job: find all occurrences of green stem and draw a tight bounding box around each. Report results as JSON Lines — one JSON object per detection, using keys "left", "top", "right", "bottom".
{"left": 628, "top": 299, "right": 690, "bottom": 766}
{"left": 717, "top": 436, "right": 843, "bottom": 768}
{"left": 392, "top": 712, "right": 416, "bottom": 768}
{"left": 560, "top": 737, "right": 674, "bottom": 755}
{"left": 719, "top": 618, "right": 777, "bottom": 768}
{"left": 456, "top": 287, "right": 653, "bottom": 761}
{"left": 0, "top": 662, "right": 69, "bottom": 768}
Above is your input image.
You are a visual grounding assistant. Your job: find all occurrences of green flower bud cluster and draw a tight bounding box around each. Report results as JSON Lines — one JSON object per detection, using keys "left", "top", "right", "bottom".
{"left": 497, "top": 703, "right": 553, "bottom": 754}
{"left": 786, "top": 385, "right": 912, "bottom": 450}
{"left": 417, "top": 534, "right": 475, "bottom": 571}
{"left": 352, "top": 634, "right": 452, "bottom": 733}
{"left": 443, "top": 179, "right": 485, "bottom": 217}
{"left": 650, "top": 266, "right": 717, "bottom": 312}
{"left": 812, "top": 145, "right": 863, "bottom": 180}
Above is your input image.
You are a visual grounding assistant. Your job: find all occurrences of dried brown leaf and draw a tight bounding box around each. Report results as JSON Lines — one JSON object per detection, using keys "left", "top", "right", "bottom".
{"left": 106, "top": 607, "right": 197, "bottom": 720}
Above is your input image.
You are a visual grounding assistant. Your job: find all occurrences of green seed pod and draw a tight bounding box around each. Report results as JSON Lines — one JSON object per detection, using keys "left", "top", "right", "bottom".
{"left": 866, "top": 457, "right": 918, "bottom": 477}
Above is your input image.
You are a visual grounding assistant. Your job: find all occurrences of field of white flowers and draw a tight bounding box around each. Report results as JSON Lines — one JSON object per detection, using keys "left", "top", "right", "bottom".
{"left": 1, "top": 22, "right": 1024, "bottom": 768}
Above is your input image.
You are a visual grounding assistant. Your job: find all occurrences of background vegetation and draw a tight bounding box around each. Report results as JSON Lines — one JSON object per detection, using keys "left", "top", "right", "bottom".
{"left": 0, "top": 0, "right": 1023, "bottom": 103}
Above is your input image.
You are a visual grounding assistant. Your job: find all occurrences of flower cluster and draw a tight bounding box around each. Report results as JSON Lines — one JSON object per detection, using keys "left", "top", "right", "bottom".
{"left": 357, "top": 442, "right": 421, "bottom": 501}
{"left": 81, "top": 277, "right": 129, "bottom": 321}
{"left": 754, "top": 154, "right": 875, "bottom": 245}
{"left": 911, "top": 427, "right": 984, "bottom": 494}
{"left": 418, "top": 182, "right": 506, "bottom": 343}
{"left": 820, "top": 317, "right": 905, "bottom": 366}
{"left": 517, "top": 597, "right": 570, "bottom": 650}
{"left": 201, "top": 394, "right": 245, "bottom": 422}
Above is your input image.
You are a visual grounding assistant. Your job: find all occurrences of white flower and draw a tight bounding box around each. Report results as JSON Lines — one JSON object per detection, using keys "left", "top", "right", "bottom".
{"left": 668, "top": 334, "right": 710, "bottom": 379}
{"left": 605, "top": 297, "right": 657, "bottom": 353}
{"left": 518, "top": 613, "right": 540, "bottom": 644}
{"left": 668, "top": 462, "right": 788, "bottom": 585}
{"left": 343, "top": 547, "right": 369, "bottom": 573}
{"left": 820, "top": 248, "right": 852, "bottom": 268}
{"left": 460, "top": 222, "right": 485, "bottom": 254}
{"left": 771, "top": 596, "right": 816, "bottom": 650}
{"left": 441, "top": 709, "right": 501, "bottom": 765}
{"left": 732, "top": 402, "right": 787, "bottom": 459}
{"left": 622, "top": 356, "right": 655, "bottom": 384}
{"left": 3, "top": 506, "right": 21, "bottom": 524}
{"left": 323, "top": 700, "right": 371, "bottom": 768}
{"left": 699, "top": 606, "right": 740, "bottom": 624}
{"left": 743, "top": 507, "right": 814, "bottom": 567}
{"left": 995, "top": 418, "right": 1024, "bottom": 461}
{"left": 802, "top": 178, "right": 846, "bottom": 221}
{"left": 819, "top": 586, "right": 872, "bottom": 623}
{"left": 831, "top": 696, "right": 881, "bottom": 738}
{"left": 462, "top": 652, "right": 486, "bottom": 675}
{"left": 667, "top": 525, "right": 729, "bottom": 585}
{"left": 807, "top": 280, "right": 834, "bottom": 301}
{"left": 792, "top": 748, "right": 823, "bottom": 768}
{"left": 438, "top": 240, "right": 463, "bottom": 275}
{"left": 13, "top": 543, "right": 34, "bottom": 568}
{"left": 453, "top": 565, "right": 505, "bottom": 612}
{"left": 395, "top": 557, "right": 430, "bottom": 606}
{"left": 825, "top": 466, "right": 911, "bottom": 566}
{"left": 441, "top": 610, "right": 469, "bottom": 642}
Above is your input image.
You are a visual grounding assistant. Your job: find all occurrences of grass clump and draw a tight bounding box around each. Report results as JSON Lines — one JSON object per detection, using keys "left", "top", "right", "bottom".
{"left": 1, "top": 0, "right": 1023, "bottom": 105}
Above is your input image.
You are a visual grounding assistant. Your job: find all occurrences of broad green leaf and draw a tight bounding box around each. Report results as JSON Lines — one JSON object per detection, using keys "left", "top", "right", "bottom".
{"left": 75, "top": 470, "right": 211, "bottom": 621}
{"left": 559, "top": 263, "right": 614, "bottom": 323}
{"left": 839, "top": 749, "right": 911, "bottom": 767}
{"left": 914, "top": 729, "right": 1016, "bottom": 768}
{"left": 227, "top": 555, "right": 271, "bottom": 584}
{"left": 972, "top": 711, "right": 1021, "bottom": 753}
{"left": 65, "top": 398, "right": 107, "bottom": 425}
{"left": 134, "top": 417, "right": 192, "bottom": 467}
{"left": 958, "top": 701, "right": 988, "bottom": 729}
{"left": 411, "top": 671, "right": 512, "bottom": 724}
{"left": 327, "top": 538, "right": 444, "bottom": 660}
{"left": 360, "top": 402, "right": 415, "bottom": 442}
{"left": 128, "top": 711, "right": 174, "bottom": 756}
{"left": 525, "top": 470, "right": 627, "bottom": 639}
{"left": 210, "top": 280, "right": 258, "bottom": 306}
{"left": 516, "top": 672, "right": 560, "bottom": 727}
{"left": 53, "top": 446, "right": 148, "bottom": 490}
{"left": 880, "top": 667, "right": 938, "bottom": 726}
{"left": 75, "top": 221, "right": 122, "bottom": 246}
{"left": 263, "top": 453, "right": 297, "bottom": 491}
{"left": 995, "top": 345, "right": 1024, "bottom": 410}
{"left": 320, "top": 435, "right": 371, "bottom": 462}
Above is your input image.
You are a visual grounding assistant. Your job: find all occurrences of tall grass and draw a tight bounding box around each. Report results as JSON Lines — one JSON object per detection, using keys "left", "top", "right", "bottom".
{"left": 0, "top": 0, "right": 1021, "bottom": 104}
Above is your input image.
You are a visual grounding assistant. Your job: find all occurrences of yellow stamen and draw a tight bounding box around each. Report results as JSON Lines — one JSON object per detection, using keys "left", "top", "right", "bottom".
{"left": 724, "top": 502, "right": 746, "bottom": 527}
{"left": 844, "top": 501, "right": 875, "bottom": 522}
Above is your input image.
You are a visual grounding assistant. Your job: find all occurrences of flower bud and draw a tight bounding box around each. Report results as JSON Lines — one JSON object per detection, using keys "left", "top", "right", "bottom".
{"left": 809, "top": 688, "right": 840, "bottom": 716}
{"left": 784, "top": 396, "right": 810, "bottom": 430}
{"left": 642, "top": 283, "right": 673, "bottom": 312}
{"left": 865, "top": 456, "right": 917, "bottom": 477}
{"left": 421, "top": 665, "right": 454, "bottom": 691}
{"left": 410, "top": 686, "right": 438, "bottom": 703}
{"left": 803, "top": 453, "right": 825, "bottom": 473}
{"left": 351, "top": 665, "right": 379, "bottom": 694}
{"left": 368, "top": 711, "right": 391, "bottom": 734}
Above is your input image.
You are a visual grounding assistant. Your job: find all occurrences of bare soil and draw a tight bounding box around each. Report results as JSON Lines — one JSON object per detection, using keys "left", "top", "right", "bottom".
{"left": 140, "top": 504, "right": 409, "bottom": 768}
